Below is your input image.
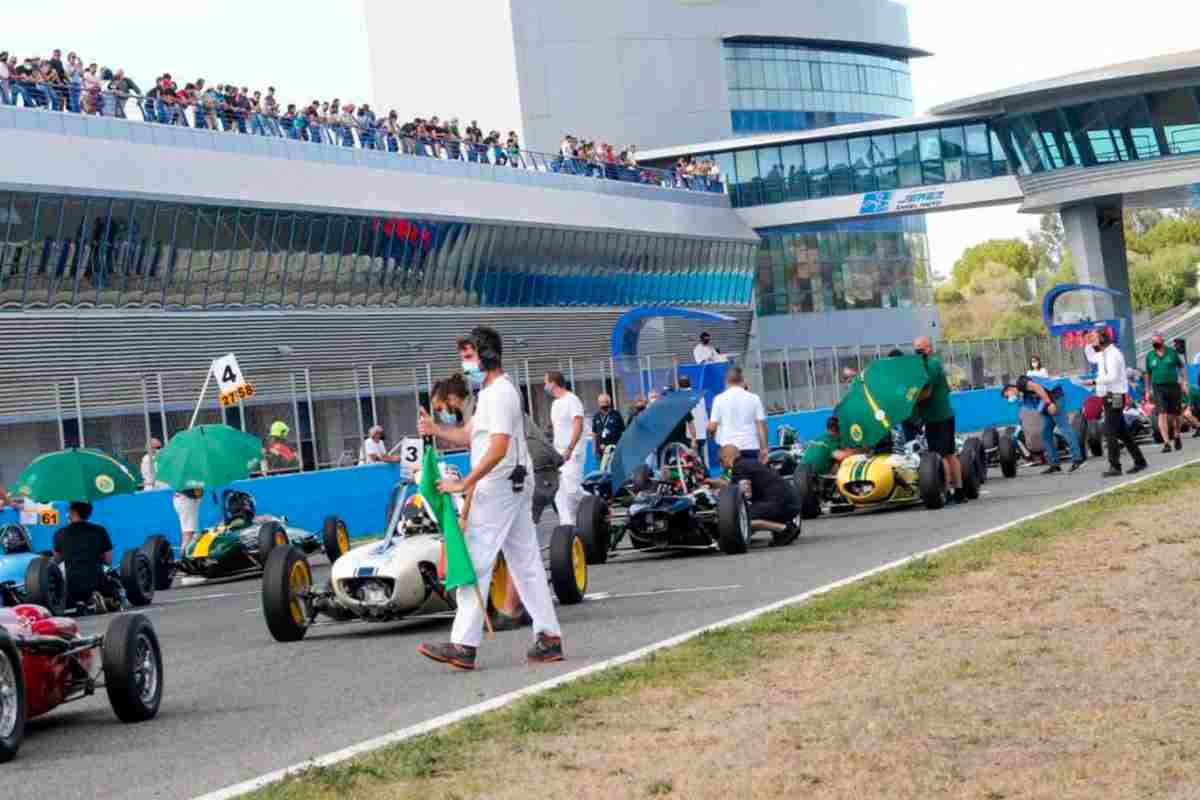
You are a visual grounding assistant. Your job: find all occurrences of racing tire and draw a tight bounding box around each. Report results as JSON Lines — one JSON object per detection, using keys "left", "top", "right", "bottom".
{"left": 322, "top": 516, "right": 350, "bottom": 565}
{"left": 262, "top": 546, "right": 312, "bottom": 642}
{"left": 960, "top": 446, "right": 981, "bottom": 501}
{"left": 1086, "top": 420, "right": 1104, "bottom": 457}
{"left": 980, "top": 427, "right": 999, "bottom": 452}
{"left": 792, "top": 464, "right": 822, "bottom": 520}
{"left": 256, "top": 521, "right": 289, "bottom": 565}
{"left": 630, "top": 464, "right": 653, "bottom": 493}
{"left": 918, "top": 452, "right": 946, "bottom": 510}
{"left": 964, "top": 436, "right": 987, "bottom": 485}
{"left": 141, "top": 535, "right": 175, "bottom": 591}
{"left": 0, "top": 628, "right": 25, "bottom": 762}
{"left": 716, "top": 485, "right": 751, "bottom": 555}
{"left": 576, "top": 495, "right": 610, "bottom": 565}
{"left": 120, "top": 550, "right": 155, "bottom": 608}
{"left": 24, "top": 556, "right": 66, "bottom": 616}
{"left": 548, "top": 526, "right": 586, "bottom": 606}
{"left": 996, "top": 429, "right": 1018, "bottom": 479}
{"left": 101, "top": 613, "right": 163, "bottom": 723}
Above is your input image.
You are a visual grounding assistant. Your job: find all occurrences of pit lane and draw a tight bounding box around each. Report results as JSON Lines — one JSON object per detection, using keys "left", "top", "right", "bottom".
{"left": 8, "top": 448, "right": 1196, "bottom": 800}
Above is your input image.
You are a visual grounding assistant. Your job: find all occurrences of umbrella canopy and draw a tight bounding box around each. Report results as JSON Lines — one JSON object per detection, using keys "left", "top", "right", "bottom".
{"left": 608, "top": 390, "right": 701, "bottom": 488}
{"left": 834, "top": 355, "right": 931, "bottom": 449}
{"left": 155, "top": 425, "right": 265, "bottom": 492}
{"left": 14, "top": 448, "right": 139, "bottom": 504}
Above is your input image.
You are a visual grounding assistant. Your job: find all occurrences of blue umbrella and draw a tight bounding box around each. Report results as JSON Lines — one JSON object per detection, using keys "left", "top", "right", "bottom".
{"left": 608, "top": 390, "right": 702, "bottom": 488}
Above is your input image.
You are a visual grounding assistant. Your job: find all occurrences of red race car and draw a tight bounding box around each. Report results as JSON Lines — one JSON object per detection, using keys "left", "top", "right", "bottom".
{"left": 0, "top": 605, "right": 163, "bottom": 761}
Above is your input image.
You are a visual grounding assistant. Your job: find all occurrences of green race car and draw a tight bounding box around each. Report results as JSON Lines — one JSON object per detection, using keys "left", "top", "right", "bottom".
{"left": 168, "top": 490, "right": 348, "bottom": 587}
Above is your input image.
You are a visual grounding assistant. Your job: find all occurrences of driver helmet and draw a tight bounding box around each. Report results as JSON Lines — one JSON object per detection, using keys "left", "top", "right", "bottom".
{"left": 0, "top": 523, "right": 31, "bottom": 555}
{"left": 270, "top": 420, "right": 290, "bottom": 439}
{"left": 223, "top": 490, "right": 256, "bottom": 527}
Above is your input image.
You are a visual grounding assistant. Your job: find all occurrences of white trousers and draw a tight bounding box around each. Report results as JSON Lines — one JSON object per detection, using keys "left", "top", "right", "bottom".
{"left": 554, "top": 458, "right": 585, "bottom": 526}
{"left": 173, "top": 493, "right": 200, "bottom": 534}
{"left": 450, "top": 482, "right": 562, "bottom": 649}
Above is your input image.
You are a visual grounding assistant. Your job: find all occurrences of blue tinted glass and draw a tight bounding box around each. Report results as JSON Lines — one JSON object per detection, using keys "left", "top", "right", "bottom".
{"left": 1147, "top": 89, "right": 1200, "bottom": 154}
{"left": 826, "top": 139, "right": 851, "bottom": 194}
{"left": 1103, "top": 94, "right": 1160, "bottom": 159}
{"left": 804, "top": 141, "right": 829, "bottom": 197}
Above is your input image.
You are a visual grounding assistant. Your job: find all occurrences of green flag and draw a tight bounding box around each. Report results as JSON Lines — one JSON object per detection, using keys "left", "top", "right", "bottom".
{"left": 417, "top": 444, "right": 477, "bottom": 592}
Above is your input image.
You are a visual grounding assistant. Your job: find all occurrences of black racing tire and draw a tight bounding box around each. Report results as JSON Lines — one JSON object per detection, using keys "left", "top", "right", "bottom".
{"left": 141, "top": 535, "right": 175, "bottom": 591}
{"left": 262, "top": 546, "right": 312, "bottom": 642}
{"left": 960, "top": 446, "right": 981, "bottom": 500}
{"left": 101, "top": 613, "right": 163, "bottom": 723}
{"left": 256, "top": 521, "right": 289, "bottom": 564}
{"left": 1086, "top": 420, "right": 1104, "bottom": 457}
{"left": 716, "top": 485, "right": 751, "bottom": 555}
{"left": 24, "top": 556, "right": 66, "bottom": 616}
{"left": 792, "top": 464, "right": 822, "bottom": 519}
{"left": 918, "top": 452, "right": 946, "bottom": 510}
{"left": 980, "top": 426, "right": 999, "bottom": 452}
{"left": 630, "top": 464, "right": 653, "bottom": 493}
{"left": 322, "top": 516, "right": 349, "bottom": 565}
{"left": 0, "top": 629, "right": 25, "bottom": 762}
{"left": 576, "top": 495, "right": 610, "bottom": 565}
{"left": 120, "top": 550, "right": 155, "bottom": 607}
{"left": 964, "top": 436, "right": 987, "bottom": 485}
{"left": 548, "top": 525, "right": 586, "bottom": 606}
{"left": 997, "top": 429, "right": 1018, "bottom": 478}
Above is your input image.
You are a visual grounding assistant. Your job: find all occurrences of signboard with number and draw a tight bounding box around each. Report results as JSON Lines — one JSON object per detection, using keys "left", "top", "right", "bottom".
{"left": 212, "top": 353, "right": 256, "bottom": 408}
{"left": 399, "top": 437, "right": 423, "bottom": 478}
{"left": 21, "top": 504, "right": 59, "bottom": 527}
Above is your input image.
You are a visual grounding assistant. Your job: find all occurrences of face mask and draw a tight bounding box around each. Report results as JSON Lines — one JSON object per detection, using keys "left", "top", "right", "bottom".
{"left": 544, "top": 385, "right": 554, "bottom": 398}
{"left": 462, "top": 359, "right": 484, "bottom": 387}
{"left": 599, "top": 405, "right": 610, "bottom": 413}
{"left": 1007, "top": 395, "right": 1019, "bottom": 404}
{"left": 437, "top": 410, "right": 457, "bottom": 425}
{"left": 1030, "top": 362, "right": 1040, "bottom": 369}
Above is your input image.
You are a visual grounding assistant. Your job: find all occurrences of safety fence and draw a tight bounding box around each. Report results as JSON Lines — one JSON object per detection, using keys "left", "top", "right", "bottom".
{"left": 0, "top": 83, "right": 721, "bottom": 195}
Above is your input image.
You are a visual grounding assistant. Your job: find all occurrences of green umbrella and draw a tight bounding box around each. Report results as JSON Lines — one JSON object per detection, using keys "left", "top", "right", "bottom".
{"left": 14, "top": 448, "right": 140, "bottom": 504}
{"left": 155, "top": 424, "right": 265, "bottom": 492}
{"left": 834, "top": 355, "right": 932, "bottom": 449}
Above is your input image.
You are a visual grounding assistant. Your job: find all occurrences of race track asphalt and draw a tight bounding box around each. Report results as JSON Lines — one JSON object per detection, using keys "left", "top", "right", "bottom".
{"left": 9, "top": 446, "right": 1196, "bottom": 799}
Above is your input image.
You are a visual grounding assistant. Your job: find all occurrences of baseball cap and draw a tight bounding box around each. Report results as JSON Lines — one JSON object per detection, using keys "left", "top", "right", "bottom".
{"left": 1152, "top": 332, "right": 1165, "bottom": 344}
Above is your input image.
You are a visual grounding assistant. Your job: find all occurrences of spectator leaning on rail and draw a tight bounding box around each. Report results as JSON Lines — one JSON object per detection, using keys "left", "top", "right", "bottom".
{"left": 693, "top": 331, "right": 717, "bottom": 364}
{"left": 1001, "top": 376, "right": 1083, "bottom": 474}
{"left": 708, "top": 367, "right": 768, "bottom": 464}
{"left": 912, "top": 336, "right": 967, "bottom": 505}
{"left": 1083, "top": 328, "right": 1147, "bottom": 477}
{"left": 1144, "top": 333, "right": 1187, "bottom": 453}
{"left": 416, "top": 326, "right": 564, "bottom": 671}
{"left": 360, "top": 425, "right": 401, "bottom": 465}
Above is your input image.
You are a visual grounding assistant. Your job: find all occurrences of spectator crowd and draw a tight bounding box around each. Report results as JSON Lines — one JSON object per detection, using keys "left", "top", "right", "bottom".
{"left": 0, "top": 47, "right": 721, "bottom": 193}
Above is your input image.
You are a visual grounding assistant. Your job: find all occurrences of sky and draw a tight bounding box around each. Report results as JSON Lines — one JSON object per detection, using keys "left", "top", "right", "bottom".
{"left": 4, "top": 0, "right": 1200, "bottom": 279}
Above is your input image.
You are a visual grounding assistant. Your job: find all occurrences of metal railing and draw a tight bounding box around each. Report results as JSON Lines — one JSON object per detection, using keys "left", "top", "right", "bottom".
{"left": 0, "top": 81, "right": 723, "bottom": 196}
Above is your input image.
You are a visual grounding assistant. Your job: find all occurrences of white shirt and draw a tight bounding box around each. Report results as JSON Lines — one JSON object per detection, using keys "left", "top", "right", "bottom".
{"left": 1193, "top": 352, "right": 1200, "bottom": 366}
{"left": 690, "top": 396, "right": 709, "bottom": 440}
{"left": 361, "top": 437, "right": 387, "bottom": 465}
{"left": 1086, "top": 344, "right": 1129, "bottom": 395}
{"left": 140, "top": 453, "right": 166, "bottom": 490}
{"left": 709, "top": 385, "right": 766, "bottom": 451}
{"left": 1026, "top": 367, "right": 1049, "bottom": 378}
{"left": 693, "top": 343, "right": 717, "bottom": 363}
{"left": 550, "top": 392, "right": 585, "bottom": 464}
{"left": 470, "top": 375, "right": 531, "bottom": 489}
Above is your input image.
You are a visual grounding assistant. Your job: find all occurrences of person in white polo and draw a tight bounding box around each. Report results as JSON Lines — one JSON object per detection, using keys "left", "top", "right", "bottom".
{"left": 707, "top": 367, "right": 768, "bottom": 464}
{"left": 545, "top": 370, "right": 585, "bottom": 526}
{"left": 693, "top": 332, "right": 717, "bottom": 364}
{"left": 360, "top": 425, "right": 401, "bottom": 465}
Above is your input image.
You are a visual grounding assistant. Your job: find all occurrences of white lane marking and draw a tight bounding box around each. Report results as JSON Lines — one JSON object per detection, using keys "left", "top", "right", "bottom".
{"left": 588, "top": 584, "right": 742, "bottom": 602}
{"left": 156, "top": 590, "right": 260, "bottom": 605}
{"left": 194, "top": 458, "right": 1198, "bottom": 800}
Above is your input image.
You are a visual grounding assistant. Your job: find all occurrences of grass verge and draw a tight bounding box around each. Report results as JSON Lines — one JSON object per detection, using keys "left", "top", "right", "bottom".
{"left": 247, "top": 463, "right": 1200, "bottom": 800}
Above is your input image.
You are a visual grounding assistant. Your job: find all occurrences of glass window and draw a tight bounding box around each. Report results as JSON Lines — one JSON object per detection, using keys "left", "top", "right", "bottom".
{"left": 825, "top": 139, "right": 851, "bottom": 195}
{"left": 803, "top": 141, "right": 829, "bottom": 197}
{"left": 780, "top": 144, "right": 806, "bottom": 200}
{"left": 757, "top": 147, "right": 784, "bottom": 203}
{"left": 1062, "top": 103, "right": 1117, "bottom": 166}
{"left": 734, "top": 149, "right": 760, "bottom": 206}
{"left": 918, "top": 130, "right": 943, "bottom": 183}
{"left": 1147, "top": 88, "right": 1200, "bottom": 155}
{"left": 940, "top": 126, "right": 965, "bottom": 182}
{"left": 1103, "top": 94, "right": 1160, "bottom": 159}
{"left": 872, "top": 133, "right": 899, "bottom": 189}
{"left": 847, "top": 137, "right": 875, "bottom": 192}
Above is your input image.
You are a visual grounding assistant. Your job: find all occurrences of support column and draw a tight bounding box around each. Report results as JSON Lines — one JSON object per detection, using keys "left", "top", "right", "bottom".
{"left": 1061, "top": 201, "right": 1135, "bottom": 363}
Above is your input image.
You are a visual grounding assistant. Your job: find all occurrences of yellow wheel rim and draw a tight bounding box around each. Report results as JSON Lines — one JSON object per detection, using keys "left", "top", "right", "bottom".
{"left": 337, "top": 522, "right": 349, "bottom": 554}
{"left": 288, "top": 560, "right": 311, "bottom": 626}
{"left": 571, "top": 537, "right": 587, "bottom": 592}
{"left": 274, "top": 531, "right": 287, "bottom": 546}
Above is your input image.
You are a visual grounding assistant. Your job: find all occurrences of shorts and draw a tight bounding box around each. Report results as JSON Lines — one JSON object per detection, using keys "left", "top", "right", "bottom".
{"left": 1155, "top": 383, "right": 1182, "bottom": 415}
{"left": 173, "top": 493, "right": 200, "bottom": 533}
{"left": 924, "top": 417, "right": 956, "bottom": 457}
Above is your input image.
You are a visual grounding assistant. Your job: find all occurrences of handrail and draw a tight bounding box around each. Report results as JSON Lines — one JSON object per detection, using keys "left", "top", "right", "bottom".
{"left": 0, "top": 80, "right": 725, "bottom": 196}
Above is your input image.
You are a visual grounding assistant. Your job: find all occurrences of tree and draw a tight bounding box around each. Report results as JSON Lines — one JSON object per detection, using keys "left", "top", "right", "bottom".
{"left": 1028, "top": 212, "right": 1066, "bottom": 272}
{"left": 951, "top": 239, "right": 1037, "bottom": 289}
{"left": 1132, "top": 218, "right": 1200, "bottom": 255}
{"left": 1128, "top": 244, "right": 1200, "bottom": 315}
{"left": 938, "top": 261, "right": 1045, "bottom": 341}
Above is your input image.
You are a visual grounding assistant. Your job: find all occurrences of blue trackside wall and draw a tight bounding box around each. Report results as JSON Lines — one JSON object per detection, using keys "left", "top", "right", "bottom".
{"left": 1, "top": 371, "right": 1180, "bottom": 566}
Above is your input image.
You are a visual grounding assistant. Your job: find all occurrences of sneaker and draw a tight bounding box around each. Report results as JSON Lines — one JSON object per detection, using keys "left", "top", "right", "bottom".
{"left": 1162, "top": 444, "right": 1172, "bottom": 454}
{"left": 772, "top": 521, "right": 801, "bottom": 547}
{"left": 91, "top": 590, "right": 108, "bottom": 615}
{"left": 1192, "top": 429, "right": 1200, "bottom": 438}
{"left": 1041, "top": 465, "right": 1062, "bottom": 475}
{"left": 417, "top": 642, "right": 477, "bottom": 670}
{"left": 1101, "top": 468, "right": 1123, "bottom": 478}
{"left": 527, "top": 633, "right": 565, "bottom": 664}
{"left": 944, "top": 491, "right": 958, "bottom": 506}
{"left": 1174, "top": 438, "right": 1182, "bottom": 451}
{"left": 1128, "top": 462, "right": 1148, "bottom": 475}
{"left": 953, "top": 488, "right": 969, "bottom": 504}
{"left": 1068, "top": 461, "right": 1083, "bottom": 473}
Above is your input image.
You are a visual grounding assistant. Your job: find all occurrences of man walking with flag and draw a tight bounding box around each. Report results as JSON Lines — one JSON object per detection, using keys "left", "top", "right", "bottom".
{"left": 415, "top": 326, "right": 564, "bottom": 670}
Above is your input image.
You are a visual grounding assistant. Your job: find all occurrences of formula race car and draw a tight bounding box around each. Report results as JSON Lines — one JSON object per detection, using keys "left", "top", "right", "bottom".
{"left": 793, "top": 435, "right": 981, "bottom": 517}
{"left": 765, "top": 426, "right": 805, "bottom": 478}
{"left": 174, "top": 490, "right": 346, "bottom": 586}
{"left": 0, "top": 523, "right": 156, "bottom": 615}
{"left": 0, "top": 606, "right": 163, "bottom": 761}
{"left": 576, "top": 442, "right": 760, "bottom": 563}
{"left": 260, "top": 470, "right": 587, "bottom": 642}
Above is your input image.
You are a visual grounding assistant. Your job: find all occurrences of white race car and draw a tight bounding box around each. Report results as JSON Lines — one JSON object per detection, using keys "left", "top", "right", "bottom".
{"left": 261, "top": 465, "right": 588, "bottom": 642}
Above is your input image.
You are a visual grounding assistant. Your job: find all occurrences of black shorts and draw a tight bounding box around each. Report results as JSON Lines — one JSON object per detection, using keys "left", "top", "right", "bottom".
{"left": 925, "top": 417, "right": 956, "bottom": 457}
{"left": 1155, "top": 383, "right": 1182, "bottom": 415}
{"left": 749, "top": 498, "right": 799, "bottom": 525}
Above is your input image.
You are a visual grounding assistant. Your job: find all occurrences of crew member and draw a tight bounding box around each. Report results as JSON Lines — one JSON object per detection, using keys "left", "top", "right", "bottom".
{"left": 591, "top": 393, "right": 625, "bottom": 466}
{"left": 416, "top": 326, "right": 564, "bottom": 670}
{"left": 140, "top": 437, "right": 166, "bottom": 490}
{"left": 173, "top": 486, "right": 203, "bottom": 582}
{"left": 801, "top": 416, "right": 863, "bottom": 475}
{"left": 913, "top": 336, "right": 966, "bottom": 505}
{"left": 545, "top": 370, "right": 585, "bottom": 526}
{"left": 1144, "top": 333, "right": 1187, "bottom": 453}
{"left": 711, "top": 445, "right": 800, "bottom": 547}
{"left": 708, "top": 367, "right": 768, "bottom": 463}
{"left": 677, "top": 375, "right": 709, "bottom": 467}
{"left": 360, "top": 425, "right": 402, "bottom": 465}
{"left": 1084, "top": 328, "right": 1147, "bottom": 477}
{"left": 262, "top": 420, "right": 298, "bottom": 473}
{"left": 53, "top": 501, "right": 115, "bottom": 610}
{"left": 1001, "top": 375, "right": 1083, "bottom": 474}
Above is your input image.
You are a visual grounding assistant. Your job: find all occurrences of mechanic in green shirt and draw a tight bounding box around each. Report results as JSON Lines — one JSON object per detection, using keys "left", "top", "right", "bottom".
{"left": 1144, "top": 334, "right": 1188, "bottom": 452}
{"left": 913, "top": 336, "right": 966, "bottom": 506}
{"left": 801, "top": 416, "right": 861, "bottom": 474}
